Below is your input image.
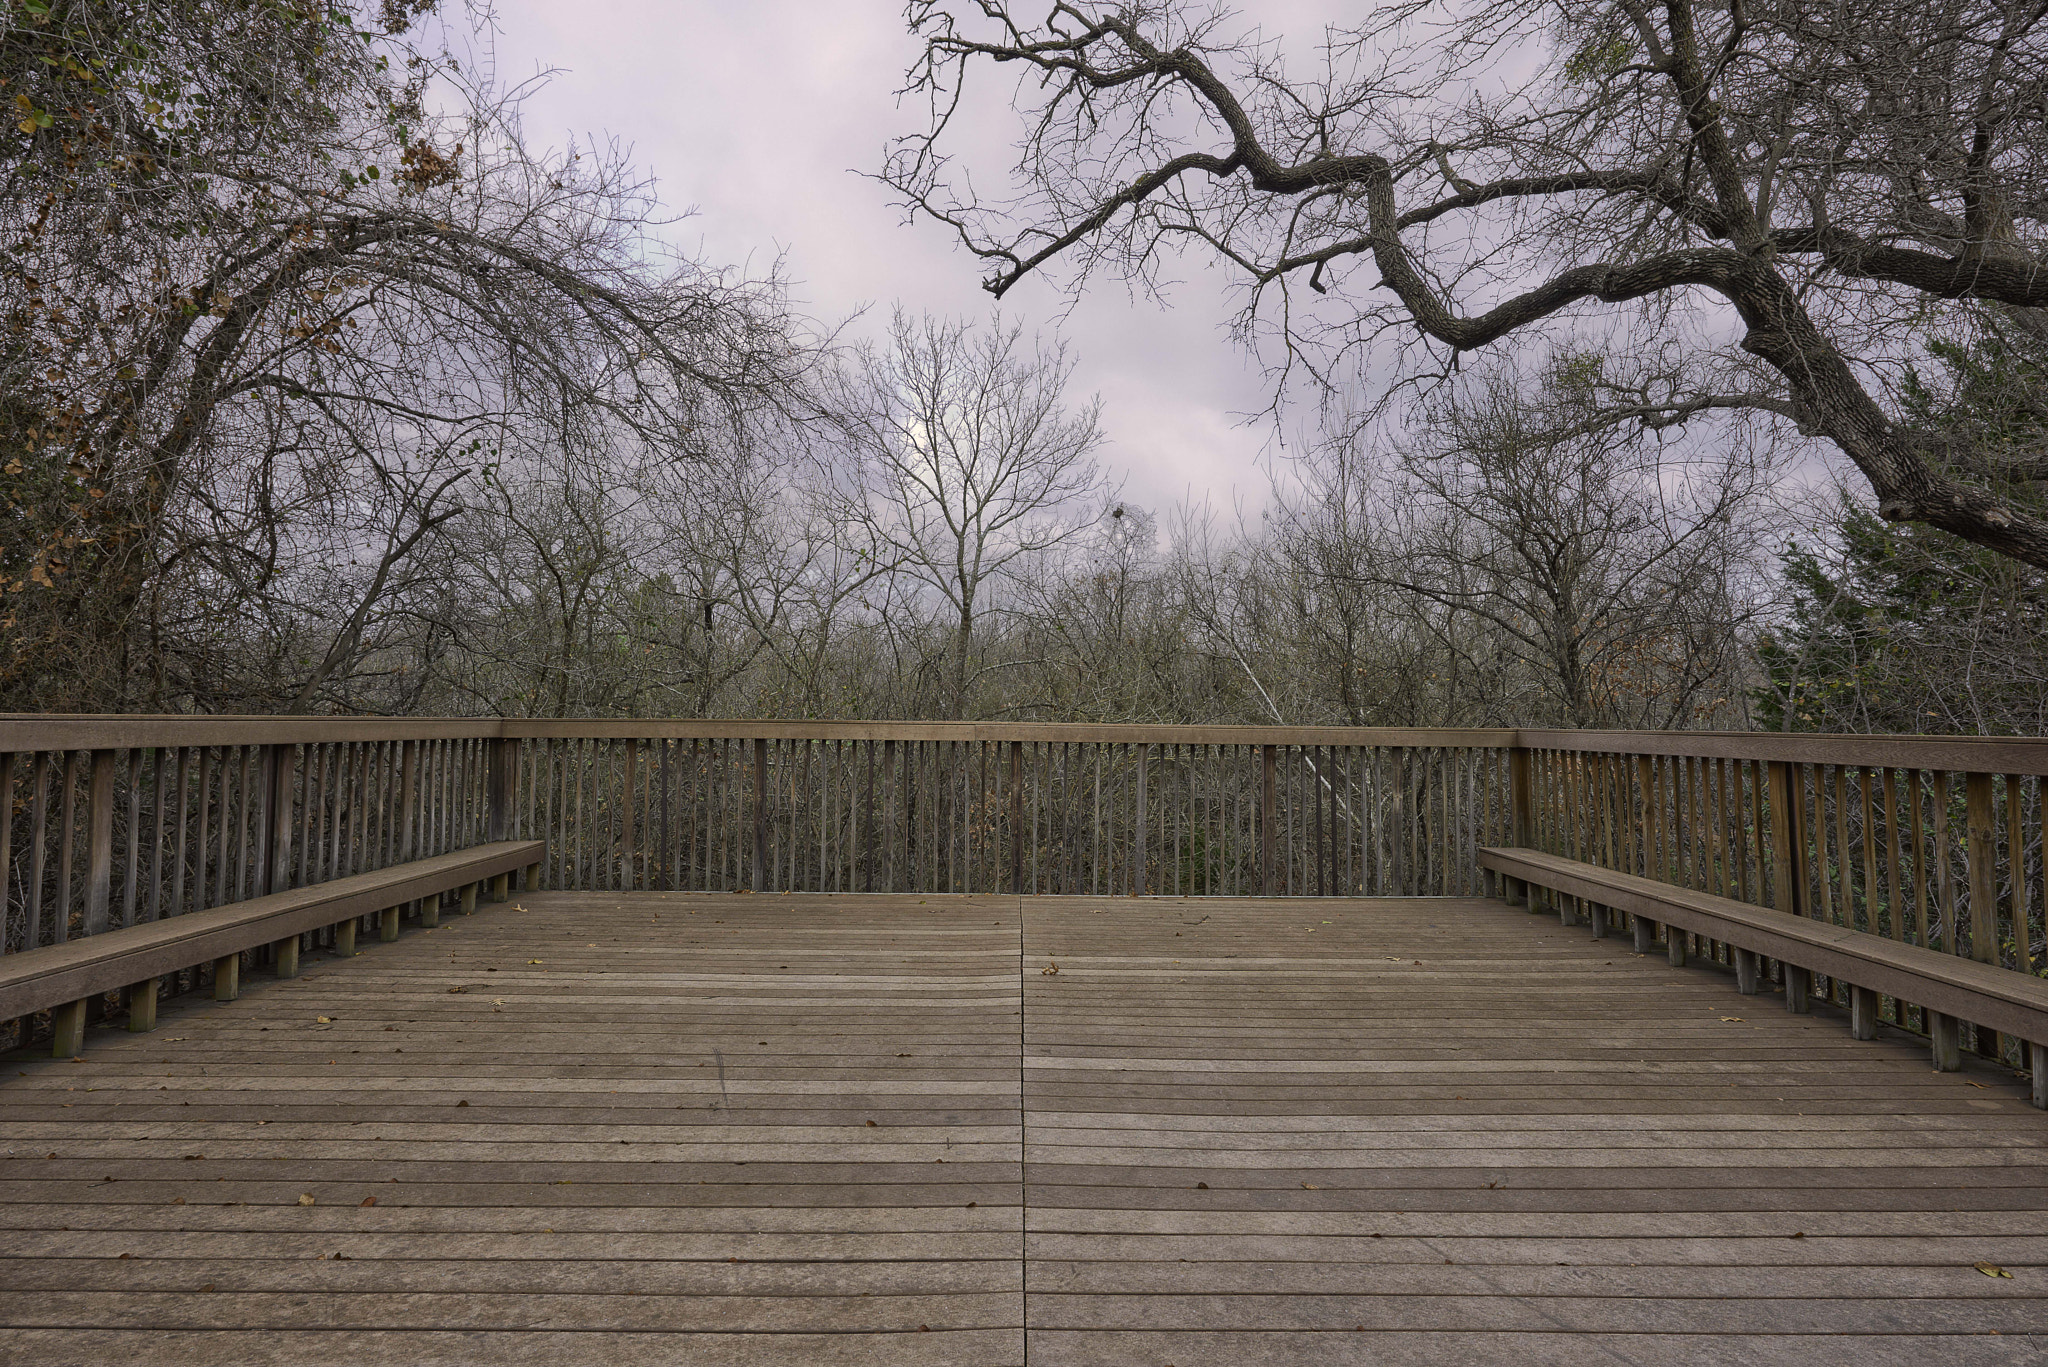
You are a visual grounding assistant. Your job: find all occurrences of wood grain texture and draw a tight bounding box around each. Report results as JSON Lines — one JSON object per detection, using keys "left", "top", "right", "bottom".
{"left": 1482, "top": 846, "right": 2048, "bottom": 1043}
{"left": 0, "top": 842, "right": 544, "bottom": 1022}
{"left": 0, "top": 890, "right": 2043, "bottom": 1363}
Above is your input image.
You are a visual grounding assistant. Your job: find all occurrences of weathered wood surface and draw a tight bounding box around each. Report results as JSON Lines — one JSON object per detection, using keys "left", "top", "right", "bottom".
{"left": 0, "top": 841, "right": 544, "bottom": 1024}
{"left": 0, "top": 892, "right": 2044, "bottom": 1364}
{"left": 1479, "top": 845, "right": 2048, "bottom": 1047}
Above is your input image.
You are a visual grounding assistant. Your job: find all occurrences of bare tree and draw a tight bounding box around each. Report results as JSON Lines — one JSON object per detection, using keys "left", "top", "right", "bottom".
{"left": 826, "top": 311, "right": 1112, "bottom": 718}
{"left": 886, "top": 1, "right": 2048, "bottom": 568}
{"left": 1, "top": 2, "right": 810, "bottom": 710}
{"left": 1375, "top": 353, "right": 1769, "bottom": 727}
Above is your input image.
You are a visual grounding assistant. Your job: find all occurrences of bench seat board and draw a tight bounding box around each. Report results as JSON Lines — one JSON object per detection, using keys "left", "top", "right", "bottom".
{"left": 0, "top": 840, "right": 543, "bottom": 1021}
{"left": 1481, "top": 845, "right": 2048, "bottom": 1045}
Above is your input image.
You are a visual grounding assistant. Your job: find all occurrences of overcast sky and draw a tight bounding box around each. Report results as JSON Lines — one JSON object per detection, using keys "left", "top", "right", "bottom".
{"left": 478, "top": 1, "right": 1300, "bottom": 516}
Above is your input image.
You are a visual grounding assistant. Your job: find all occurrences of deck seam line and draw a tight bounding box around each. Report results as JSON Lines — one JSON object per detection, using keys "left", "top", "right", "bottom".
{"left": 1018, "top": 893, "right": 1030, "bottom": 1362}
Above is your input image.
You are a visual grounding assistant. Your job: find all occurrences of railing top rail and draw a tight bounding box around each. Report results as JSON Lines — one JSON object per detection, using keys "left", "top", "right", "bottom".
{"left": 1, "top": 717, "right": 2042, "bottom": 773}
{"left": 0, "top": 716, "right": 506, "bottom": 750}
{"left": 1519, "top": 728, "right": 2048, "bottom": 775}
{"left": 0, "top": 717, "right": 1516, "bottom": 749}
{"left": 497, "top": 721, "right": 1517, "bottom": 745}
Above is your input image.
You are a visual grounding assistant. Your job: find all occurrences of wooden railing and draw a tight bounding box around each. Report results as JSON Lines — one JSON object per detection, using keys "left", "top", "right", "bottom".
{"left": 498, "top": 723, "right": 1512, "bottom": 899}
{"left": 7, "top": 716, "right": 2047, "bottom": 1068}
{"left": 1517, "top": 730, "right": 2048, "bottom": 1062}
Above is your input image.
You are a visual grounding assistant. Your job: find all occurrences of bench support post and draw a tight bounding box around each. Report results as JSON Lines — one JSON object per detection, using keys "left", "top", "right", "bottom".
{"left": 336, "top": 918, "right": 357, "bottom": 955}
{"left": 1850, "top": 986, "right": 1879, "bottom": 1040}
{"left": 461, "top": 881, "right": 479, "bottom": 914}
{"left": 1667, "top": 931, "right": 1687, "bottom": 968}
{"left": 1504, "top": 873, "right": 1527, "bottom": 907}
{"left": 2031, "top": 1041, "right": 2047, "bottom": 1110}
{"left": 51, "top": 998, "right": 87, "bottom": 1057}
{"left": 421, "top": 892, "right": 441, "bottom": 928}
{"left": 490, "top": 872, "right": 510, "bottom": 903}
{"left": 1929, "top": 1011, "right": 1963, "bottom": 1071}
{"left": 1588, "top": 901, "right": 1607, "bottom": 938}
{"left": 1733, "top": 948, "right": 1760, "bottom": 995}
{"left": 1783, "top": 965, "right": 1810, "bottom": 1013}
{"left": 524, "top": 861, "right": 540, "bottom": 892}
{"left": 273, "top": 935, "right": 299, "bottom": 979}
{"left": 1632, "top": 915, "right": 1654, "bottom": 955}
{"left": 213, "top": 953, "right": 239, "bottom": 1002}
{"left": 379, "top": 906, "right": 400, "bottom": 942}
{"left": 127, "top": 978, "right": 159, "bottom": 1033}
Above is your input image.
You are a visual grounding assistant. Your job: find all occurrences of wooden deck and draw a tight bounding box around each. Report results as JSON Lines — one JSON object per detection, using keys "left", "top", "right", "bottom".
{"left": 1, "top": 891, "right": 2045, "bottom": 1364}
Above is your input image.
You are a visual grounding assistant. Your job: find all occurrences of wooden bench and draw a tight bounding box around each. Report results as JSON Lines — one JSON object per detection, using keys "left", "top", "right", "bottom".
{"left": 1480, "top": 845, "right": 2048, "bottom": 1108}
{"left": 2, "top": 840, "right": 543, "bottom": 1057}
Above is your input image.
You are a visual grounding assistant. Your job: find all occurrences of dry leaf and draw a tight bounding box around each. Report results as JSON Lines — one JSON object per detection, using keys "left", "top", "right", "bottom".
{"left": 527, "top": 960, "right": 544, "bottom": 965}
{"left": 297, "top": 1194, "right": 315, "bottom": 1206}
{"left": 1720, "top": 1016, "right": 1745, "bottom": 1022}
{"left": 1042, "top": 960, "right": 1059, "bottom": 976}
{"left": 445, "top": 987, "right": 465, "bottom": 994}
{"left": 1977, "top": 1261, "right": 2014, "bottom": 1278}
{"left": 1302, "top": 1182, "right": 1320, "bottom": 1189}
{"left": 315, "top": 1017, "right": 332, "bottom": 1024}
{"left": 360, "top": 1197, "right": 377, "bottom": 1207}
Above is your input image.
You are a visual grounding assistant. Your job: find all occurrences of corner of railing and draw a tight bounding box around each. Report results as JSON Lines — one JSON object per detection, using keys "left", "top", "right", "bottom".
{"left": 487, "top": 733, "right": 519, "bottom": 844}
{"left": 1503, "top": 734, "right": 1533, "bottom": 908}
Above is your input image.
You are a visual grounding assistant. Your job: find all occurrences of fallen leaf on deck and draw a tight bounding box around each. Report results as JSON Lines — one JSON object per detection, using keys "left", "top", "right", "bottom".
{"left": 1978, "top": 1261, "right": 2014, "bottom": 1278}
{"left": 360, "top": 1197, "right": 377, "bottom": 1207}
{"left": 1720, "top": 1017, "right": 1744, "bottom": 1022}
{"left": 297, "top": 1194, "right": 316, "bottom": 1206}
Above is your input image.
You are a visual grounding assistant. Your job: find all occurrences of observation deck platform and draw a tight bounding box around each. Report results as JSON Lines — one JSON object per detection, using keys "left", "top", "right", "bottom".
{"left": 2, "top": 891, "right": 2044, "bottom": 1364}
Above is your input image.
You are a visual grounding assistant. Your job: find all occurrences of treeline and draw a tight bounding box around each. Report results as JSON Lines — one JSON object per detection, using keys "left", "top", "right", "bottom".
{"left": 5, "top": 3, "right": 2045, "bottom": 734}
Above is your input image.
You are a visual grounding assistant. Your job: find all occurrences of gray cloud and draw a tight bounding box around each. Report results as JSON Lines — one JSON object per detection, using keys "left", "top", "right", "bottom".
{"left": 481, "top": 0, "right": 1291, "bottom": 514}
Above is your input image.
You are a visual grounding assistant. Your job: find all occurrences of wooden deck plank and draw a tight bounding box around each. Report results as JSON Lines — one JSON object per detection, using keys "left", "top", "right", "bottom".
{"left": 0, "top": 891, "right": 1028, "bottom": 1360}
{"left": 1020, "top": 894, "right": 2048, "bottom": 1355}
{"left": 1, "top": 889, "right": 2043, "bottom": 1361}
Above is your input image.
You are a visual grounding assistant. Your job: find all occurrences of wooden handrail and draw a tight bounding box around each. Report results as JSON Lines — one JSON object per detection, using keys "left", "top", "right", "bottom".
{"left": 1516, "top": 728, "right": 2048, "bottom": 776}
{"left": 8, "top": 717, "right": 2046, "bottom": 775}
